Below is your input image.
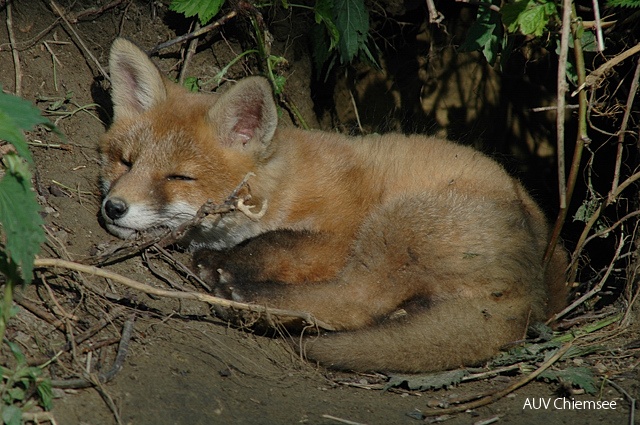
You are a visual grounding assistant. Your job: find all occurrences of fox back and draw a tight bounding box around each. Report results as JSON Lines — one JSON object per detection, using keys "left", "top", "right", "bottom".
{"left": 101, "top": 38, "right": 568, "bottom": 373}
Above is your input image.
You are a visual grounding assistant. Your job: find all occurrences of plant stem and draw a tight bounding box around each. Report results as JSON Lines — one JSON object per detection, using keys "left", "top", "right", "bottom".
{"left": 544, "top": 1, "right": 589, "bottom": 269}
{"left": 0, "top": 278, "right": 15, "bottom": 344}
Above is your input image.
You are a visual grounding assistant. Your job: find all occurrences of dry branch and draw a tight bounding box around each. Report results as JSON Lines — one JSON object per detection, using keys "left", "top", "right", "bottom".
{"left": 575, "top": 43, "right": 640, "bottom": 94}
{"left": 422, "top": 343, "right": 573, "bottom": 416}
{"left": 49, "top": 0, "right": 110, "bottom": 80}
{"left": 148, "top": 10, "right": 238, "bottom": 56}
{"left": 6, "top": 3, "right": 21, "bottom": 96}
{"left": 34, "top": 258, "right": 336, "bottom": 331}
{"left": 50, "top": 317, "right": 135, "bottom": 389}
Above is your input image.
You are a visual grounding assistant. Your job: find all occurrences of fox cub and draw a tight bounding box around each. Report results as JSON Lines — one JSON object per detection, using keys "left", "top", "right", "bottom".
{"left": 100, "top": 38, "right": 568, "bottom": 373}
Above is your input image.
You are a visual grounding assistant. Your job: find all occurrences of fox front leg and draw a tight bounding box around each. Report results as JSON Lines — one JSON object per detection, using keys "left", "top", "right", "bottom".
{"left": 193, "top": 229, "right": 351, "bottom": 297}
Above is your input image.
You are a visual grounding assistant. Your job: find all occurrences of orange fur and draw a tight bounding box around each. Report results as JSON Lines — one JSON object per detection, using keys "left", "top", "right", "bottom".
{"left": 100, "top": 38, "right": 569, "bottom": 373}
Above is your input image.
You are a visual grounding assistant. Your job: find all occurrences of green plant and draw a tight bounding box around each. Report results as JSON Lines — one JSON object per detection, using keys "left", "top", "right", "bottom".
{"left": 168, "top": 0, "right": 377, "bottom": 80}
{"left": 461, "top": 0, "right": 561, "bottom": 67}
{"left": 0, "top": 90, "right": 56, "bottom": 423}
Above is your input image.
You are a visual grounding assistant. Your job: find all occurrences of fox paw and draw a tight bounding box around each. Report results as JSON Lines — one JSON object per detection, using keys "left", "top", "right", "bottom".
{"left": 212, "top": 268, "right": 248, "bottom": 303}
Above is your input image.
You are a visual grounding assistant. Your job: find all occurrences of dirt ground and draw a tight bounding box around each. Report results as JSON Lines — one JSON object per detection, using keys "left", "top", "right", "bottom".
{"left": 0, "top": 1, "right": 638, "bottom": 424}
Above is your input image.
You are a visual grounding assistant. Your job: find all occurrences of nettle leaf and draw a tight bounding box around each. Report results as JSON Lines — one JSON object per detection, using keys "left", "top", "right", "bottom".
{"left": 170, "top": 0, "right": 225, "bottom": 24}
{"left": 539, "top": 367, "right": 598, "bottom": 394}
{"left": 385, "top": 369, "right": 469, "bottom": 391}
{"left": 502, "top": 0, "right": 557, "bottom": 37}
{"left": 460, "top": 5, "right": 503, "bottom": 65}
{"left": 1, "top": 405, "right": 22, "bottom": 425}
{"left": 0, "top": 164, "right": 45, "bottom": 284}
{"left": 0, "top": 92, "right": 50, "bottom": 164}
{"left": 334, "top": 0, "right": 369, "bottom": 64}
{"left": 315, "top": 0, "right": 340, "bottom": 51}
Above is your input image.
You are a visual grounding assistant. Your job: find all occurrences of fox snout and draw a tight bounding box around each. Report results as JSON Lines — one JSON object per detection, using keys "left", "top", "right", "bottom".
{"left": 102, "top": 197, "right": 128, "bottom": 221}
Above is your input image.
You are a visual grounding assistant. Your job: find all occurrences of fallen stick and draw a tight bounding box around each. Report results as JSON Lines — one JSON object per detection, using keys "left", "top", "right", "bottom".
{"left": 33, "top": 257, "right": 335, "bottom": 331}
{"left": 422, "top": 342, "right": 573, "bottom": 416}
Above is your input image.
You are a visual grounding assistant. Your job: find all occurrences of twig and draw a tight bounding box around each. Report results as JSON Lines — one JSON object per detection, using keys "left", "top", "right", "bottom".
{"left": 591, "top": 0, "right": 605, "bottom": 52}
{"left": 148, "top": 10, "right": 238, "bottom": 56}
{"left": 150, "top": 244, "right": 212, "bottom": 291}
{"left": 72, "top": 0, "right": 125, "bottom": 22}
{"left": 21, "top": 412, "right": 58, "bottom": 425}
{"left": 321, "top": 414, "right": 367, "bottom": 425}
{"left": 548, "top": 234, "right": 626, "bottom": 324}
{"left": 6, "top": 3, "right": 22, "bottom": 96}
{"left": 568, "top": 169, "right": 640, "bottom": 283}
{"left": 49, "top": 0, "right": 110, "bottom": 81}
{"left": 422, "top": 343, "right": 573, "bottom": 416}
{"left": 425, "top": 0, "right": 444, "bottom": 24}
{"left": 91, "top": 173, "right": 256, "bottom": 265}
{"left": 608, "top": 57, "right": 640, "bottom": 203}
{"left": 606, "top": 379, "right": 636, "bottom": 425}
{"left": 474, "top": 416, "right": 502, "bottom": 425}
{"left": 34, "top": 258, "right": 336, "bottom": 331}
{"left": 349, "top": 90, "right": 363, "bottom": 134}
{"left": 51, "top": 317, "right": 134, "bottom": 389}
{"left": 15, "top": 296, "right": 65, "bottom": 331}
{"left": 178, "top": 21, "right": 201, "bottom": 85}
{"left": 544, "top": 2, "right": 590, "bottom": 266}
{"left": 555, "top": 0, "right": 572, "bottom": 210}
{"left": 0, "top": 18, "right": 61, "bottom": 52}
{"left": 575, "top": 43, "right": 640, "bottom": 95}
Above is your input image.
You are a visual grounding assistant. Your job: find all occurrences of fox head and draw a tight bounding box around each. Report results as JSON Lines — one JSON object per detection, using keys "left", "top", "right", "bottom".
{"left": 100, "top": 38, "right": 277, "bottom": 248}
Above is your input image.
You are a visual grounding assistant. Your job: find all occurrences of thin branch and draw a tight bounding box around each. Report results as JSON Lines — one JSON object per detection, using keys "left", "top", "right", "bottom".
{"left": 6, "top": 3, "right": 22, "bottom": 96}
{"left": 544, "top": 2, "right": 590, "bottom": 266}
{"left": 568, "top": 169, "right": 640, "bottom": 283}
{"left": 548, "top": 234, "right": 626, "bottom": 324}
{"left": 178, "top": 21, "right": 201, "bottom": 85}
{"left": 148, "top": 10, "right": 238, "bottom": 56}
{"left": 555, "top": 0, "right": 573, "bottom": 210}
{"left": 49, "top": 0, "right": 110, "bottom": 81}
{"left": 422, "top": 343, "right": 574, "bottom": 416}
{"left": 425, "top": 0, "right": 444, "bottom": 24}
{"left": 50, "top": 317, "right": 135, "bottom": 389}
{"left": 606, "top": 379, "right": 636, "bottom": 425}
{"left": 591, "top": 0, "right": 605, "bottom": 52}
{"left": 608, "top": 57, "right": 640, "bottom": 203}
{"left": 575, "top": 42, "right": 640, "bottom": 94}
{"left": 33, "top": 258, "right": 336, "bottom": 331}
{"left": 72, "top": 0, "right": 126, "bottom": 22}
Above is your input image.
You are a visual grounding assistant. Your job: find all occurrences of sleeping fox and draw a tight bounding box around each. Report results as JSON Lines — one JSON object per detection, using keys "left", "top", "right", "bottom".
{"left": 100, "top": 38, "right": 568, "bottom": 373}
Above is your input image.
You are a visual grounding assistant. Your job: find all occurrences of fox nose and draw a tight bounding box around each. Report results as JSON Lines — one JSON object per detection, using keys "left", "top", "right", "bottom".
{"left": 103, "top": 197, "right": 129, "bottom": 220}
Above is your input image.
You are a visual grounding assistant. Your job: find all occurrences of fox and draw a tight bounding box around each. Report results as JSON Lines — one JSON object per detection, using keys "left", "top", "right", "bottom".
{"left": 100, "top": 38, "right": 568, "bottom": 373}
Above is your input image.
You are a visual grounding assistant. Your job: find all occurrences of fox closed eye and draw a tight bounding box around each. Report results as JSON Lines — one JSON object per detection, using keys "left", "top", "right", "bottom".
{"left": 120, "top": 158, "right": 133, "bottom": 169}
{"left": 166, "top": 174, "right": 196, "bottom": 181}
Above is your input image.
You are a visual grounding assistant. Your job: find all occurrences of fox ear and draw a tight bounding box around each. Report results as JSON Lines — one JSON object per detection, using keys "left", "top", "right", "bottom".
{"left": 108, "top": 38, "right": 167, "bottom": 121}
{"left": 209, "top": 77, "right": 277, "bottom": 151}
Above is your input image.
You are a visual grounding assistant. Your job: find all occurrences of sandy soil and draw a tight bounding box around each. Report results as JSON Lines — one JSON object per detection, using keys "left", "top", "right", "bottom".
{"left": 0, "top": 1, "right": 637, "bottom": 424}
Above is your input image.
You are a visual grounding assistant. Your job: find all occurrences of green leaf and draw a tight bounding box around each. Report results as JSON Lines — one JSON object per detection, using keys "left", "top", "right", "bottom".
{"left": 6, "top": 387, "right": 25, "bottom": 402}
{"left": 0, "top": 91, "right": 51, "bottom": 134}
{"left": 0, "top": 169, "right": 45, "bottom": 284}
{"left": 385, "top": 369, "right": 469, "bottom": 391}
{"left": 37, "top": 378, "right": 54, "bottom": 411}
{"left": 169, "top": 0, "right": 226, "bottom": 24}
{"left": 183, "top": 76, "right": 201, "bottom": 92}
{"left": 460, "top": 6, "right": 503, "bottom": 65}
{"left": 314, "top": 0, "right": 340, "bottom": 51}
{"left": 6, "top": 340, "right": 26, "bottom": 365}
{"left": 334, "top": 0, "right": 369, "bottom": 63}
{"left": 502, "top": 0, "right": 557, "bottom": 37}
{"left": 1, "top": 405, "right": 22, "bottom": 425}
{"left": 539, "top": 367, "right": 598, "bottom": 394}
